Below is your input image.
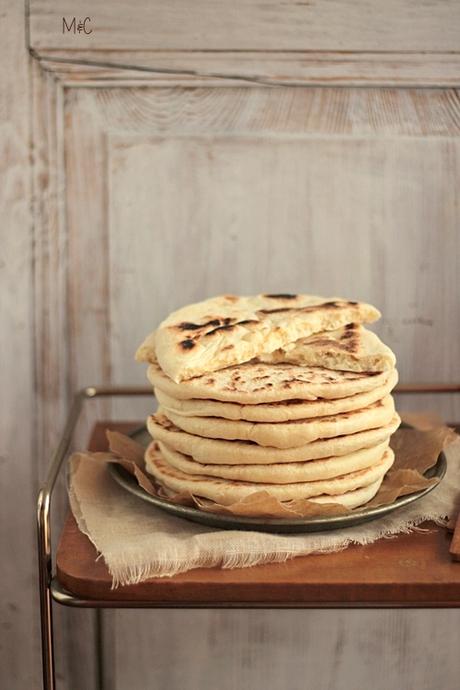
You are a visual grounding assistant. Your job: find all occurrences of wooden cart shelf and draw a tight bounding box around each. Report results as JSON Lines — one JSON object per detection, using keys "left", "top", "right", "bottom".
{"left": 54, "top": 422, "right": 460, "bottom": 609}
{"left": 56, "top": 512, "right": 460, "bottom": 608}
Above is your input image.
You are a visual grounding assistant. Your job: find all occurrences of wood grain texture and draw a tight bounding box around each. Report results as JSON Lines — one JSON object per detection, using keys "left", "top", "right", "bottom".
{"left": 111, "top": 608, "right": 460, "bottom": 690}
{"left": 29, "top": 0, "right": 460, "bottom": 52}
{"left": 0, "top": 4, "right": 38, "bottom": 688}
{"left": 64, "top": 87, "right": 113, "bottom": 435}
{"left": 31, "top": 62, "right": 69, "bottom": 517}
{"left": 80, "top": 86, "right": 460, "bottom": 137}
{"left": 449, "top": 511, "right": 460, "bottom": 561}
{"left": 31, "top": 64, "right": 100, "bottom": 690}
{"left": 33, "top": 51, "right": 460, "bottom": 88}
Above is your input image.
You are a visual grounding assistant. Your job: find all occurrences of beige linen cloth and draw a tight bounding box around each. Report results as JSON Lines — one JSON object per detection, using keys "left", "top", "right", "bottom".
{"left": 68, "top": 419, "right": 460, "bottom": 587}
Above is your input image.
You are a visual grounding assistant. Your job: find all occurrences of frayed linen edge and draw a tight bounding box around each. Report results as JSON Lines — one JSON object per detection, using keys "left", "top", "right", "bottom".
{"left": 67, "top": 460, "right": 106, "bottom": 566}
{"left": 106, "top": 511, "right": 449, "bottom": 588}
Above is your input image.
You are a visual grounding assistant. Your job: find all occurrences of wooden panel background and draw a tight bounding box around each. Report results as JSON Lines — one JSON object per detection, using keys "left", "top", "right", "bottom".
{"left": 1, "top": 2, "right": 460, "bottom": 689}
{"left": 0, "top": 3, "right": 38, "bottom": 689}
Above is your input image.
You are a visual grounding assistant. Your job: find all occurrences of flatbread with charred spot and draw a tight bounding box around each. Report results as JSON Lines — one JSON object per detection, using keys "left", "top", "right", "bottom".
{"left": 154, "top": 368, "right": 398, "bottom": 421}
{"left": 147, "top": 359, "right": 393, "bottom": 404}
{"left": 136, "top": 294, "right": 380, "bottom": 382}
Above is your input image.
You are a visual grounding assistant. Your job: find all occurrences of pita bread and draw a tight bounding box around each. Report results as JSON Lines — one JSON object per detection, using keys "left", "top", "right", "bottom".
{"left": 310, "top": 477, "right": 384, "bottom": 508}
{"left": 154, "top": 368, "right": 398, "bottom": 422}
{"left": 136, "top": 294, "right": 380, "bottom": 382}
{"left": 155, "top": 466, "right": 385, "bottom": 510}
{"left": 145, "top": 444, "right": 394, "bottom": 505}
{"left": 261, "top": 324, "right": 395, "bottom": 373}
{"left": 147, "top": 360, "right": 393, "bottom": 404}
{"left": 160, "top": 396, "right": 395, "bottom": 449}
{"left": 155, "top": 439, "right": 389, "bottom": 484}
{"left": 147, "top": 412, "right": 401, "bottom": 465}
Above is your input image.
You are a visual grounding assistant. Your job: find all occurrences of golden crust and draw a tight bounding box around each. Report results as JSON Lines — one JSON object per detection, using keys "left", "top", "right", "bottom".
{"left": 136, "top": 294, "right": 380, "bottom": 382}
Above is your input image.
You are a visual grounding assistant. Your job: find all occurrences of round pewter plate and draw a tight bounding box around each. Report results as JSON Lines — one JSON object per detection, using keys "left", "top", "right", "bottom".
{"left": 108, "top": 425, "right": 447, "bottom": 534}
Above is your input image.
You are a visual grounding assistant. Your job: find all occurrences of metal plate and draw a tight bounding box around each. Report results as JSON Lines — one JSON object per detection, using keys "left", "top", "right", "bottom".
{"left": 108, "top": 425, "right": 447, "bottom": 534}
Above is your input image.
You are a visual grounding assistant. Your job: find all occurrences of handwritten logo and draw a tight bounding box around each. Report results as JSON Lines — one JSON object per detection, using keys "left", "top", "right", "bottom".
{"left": 62, "top": 17, "right": 92, "bottom": 34}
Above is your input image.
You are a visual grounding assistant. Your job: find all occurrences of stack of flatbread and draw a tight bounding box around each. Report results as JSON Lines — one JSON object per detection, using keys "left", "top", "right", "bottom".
{"left": 136, "top": 294, "right": 400, "bottom": 513}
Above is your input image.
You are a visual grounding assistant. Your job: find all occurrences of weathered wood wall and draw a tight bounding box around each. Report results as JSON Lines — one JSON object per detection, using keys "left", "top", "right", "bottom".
{"left": 1, "top": 2, "right": 459, "bottom": 688}
{"left": 0, "top": 2, "right": 38, "bottom": 688}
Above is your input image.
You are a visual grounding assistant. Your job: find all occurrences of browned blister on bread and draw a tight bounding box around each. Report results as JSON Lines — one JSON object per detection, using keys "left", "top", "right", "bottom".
{"left": 147, "top": 359, "right": 393, "bottom": 404}
{"left": 136, "top": 294, "right": 380, "bottom": 382}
